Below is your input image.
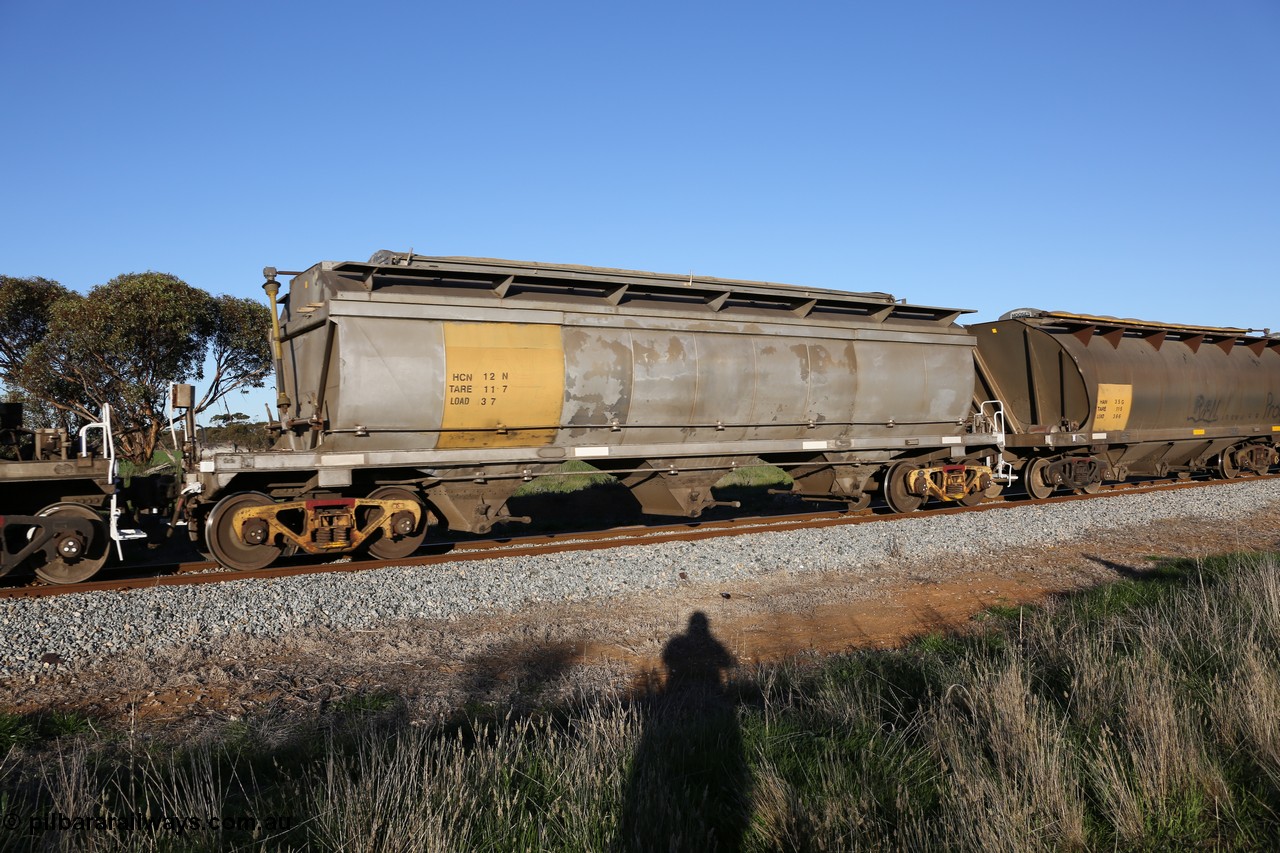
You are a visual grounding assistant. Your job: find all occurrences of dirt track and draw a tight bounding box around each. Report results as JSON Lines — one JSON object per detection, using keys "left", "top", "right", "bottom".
{"left": 3, "top": 505, "right": 1278, "bottom": 737}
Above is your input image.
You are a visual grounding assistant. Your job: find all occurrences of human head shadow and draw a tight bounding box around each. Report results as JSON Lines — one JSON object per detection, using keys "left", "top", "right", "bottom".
{"left": 618, "top": 611, "right": 752, "bottom": 853}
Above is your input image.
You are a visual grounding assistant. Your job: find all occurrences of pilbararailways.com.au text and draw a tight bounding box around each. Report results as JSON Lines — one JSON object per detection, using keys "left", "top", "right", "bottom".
{"left": 4, "top": 811, "right": 296, "bottom": 834}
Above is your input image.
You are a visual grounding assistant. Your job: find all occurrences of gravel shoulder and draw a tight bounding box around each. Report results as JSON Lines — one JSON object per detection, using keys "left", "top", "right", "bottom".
{"left": 2, "top": 480, "right": 1278, "bottom": 735}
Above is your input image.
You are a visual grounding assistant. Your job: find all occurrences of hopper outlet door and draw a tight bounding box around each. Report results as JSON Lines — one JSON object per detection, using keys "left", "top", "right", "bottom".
{"left": 438, "top": 323, "right": 565, "bottom": 448}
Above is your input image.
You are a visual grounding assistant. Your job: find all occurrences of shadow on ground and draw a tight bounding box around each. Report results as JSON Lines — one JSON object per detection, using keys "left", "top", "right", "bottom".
{"left": 618, "top": 612, "right": 751, "bottom": 853}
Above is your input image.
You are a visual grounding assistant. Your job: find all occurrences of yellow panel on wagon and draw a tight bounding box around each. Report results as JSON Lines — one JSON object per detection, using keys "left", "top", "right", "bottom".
{"left": 438, "top": 323, "right": 565, "bottom": 448}
{"left": 1092, "top": 383, "right": 1133, "bottom": 431}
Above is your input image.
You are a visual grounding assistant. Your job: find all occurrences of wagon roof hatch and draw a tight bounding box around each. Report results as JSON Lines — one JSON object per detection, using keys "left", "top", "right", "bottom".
{"left": 999, "top": 309, "right": 1278, "bottom": 354}
{"left": 292, "top": 252, "right": 975, "bottom": 327}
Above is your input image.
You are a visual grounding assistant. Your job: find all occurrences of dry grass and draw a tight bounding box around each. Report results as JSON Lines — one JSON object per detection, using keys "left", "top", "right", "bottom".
{"left": 2, "top": 551, "right": 1280, "bottom": 850}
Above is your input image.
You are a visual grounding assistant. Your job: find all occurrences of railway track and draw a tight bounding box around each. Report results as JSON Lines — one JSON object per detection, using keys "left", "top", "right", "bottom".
{"left": 2, "top": 473, "right": 1276, "bottom": 601}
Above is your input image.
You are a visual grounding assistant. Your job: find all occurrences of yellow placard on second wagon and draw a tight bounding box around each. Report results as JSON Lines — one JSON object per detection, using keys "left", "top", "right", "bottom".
{"left": 1092, "top": 383, "right": 1133, "bottom": 432}
{"left": 438, "top": 323, "right": 565, "bottom": 448}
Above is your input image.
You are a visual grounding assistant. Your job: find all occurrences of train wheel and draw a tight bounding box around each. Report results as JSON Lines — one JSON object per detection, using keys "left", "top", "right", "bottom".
{"left": 33, "top": 503, "right": 110, "bottom": 584}
{"left": 847, "top": 492, "right": 873, "bottom": 511}
{"left": 883, "top": 463, "right": 924, "bottom": 513}
{"left": 362, "top": 487, "right": 429, "bottom": 559}
{"left": 1074, "top": 482, "right": 1102, "bottom": 495}
{"left": 207, "top": 492, "right": 282, "bottom": 571}
{"left": 1218, "top": 449, "right": 1241, "bottom": 480}
{"left": 1025, "top": 458, "right": 1055, "bottom": 500}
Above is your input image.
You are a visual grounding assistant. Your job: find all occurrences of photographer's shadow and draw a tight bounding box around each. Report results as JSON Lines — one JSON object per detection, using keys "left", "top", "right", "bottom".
{"left": 618, "top": 611, "right": 751, "bottom": 852}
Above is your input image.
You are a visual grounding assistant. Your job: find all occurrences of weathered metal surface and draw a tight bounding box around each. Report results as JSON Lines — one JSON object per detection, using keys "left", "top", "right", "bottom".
{"left": 318, "top": 316, "right": 446, "bottom": 443}
{"left": 272, "top": 254, "right": 981, "bottom": 456}
{"left": 187, "top": 252, "right": 1006, "bottom": 547}
{"left": 970, "top": 310, "right": 1280, "bottom": 480}
{"left": 971, "top": 312, "right": 1280, "bottom": 438}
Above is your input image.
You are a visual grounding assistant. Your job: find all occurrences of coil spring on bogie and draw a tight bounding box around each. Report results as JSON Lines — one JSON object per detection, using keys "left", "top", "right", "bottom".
{"left": 313, "top": 511, "right": 353, "bottom": 546}
{"left": 940, "top": 465, "right": 968, "bottom": 499}
{"left": 314, "top": 526, "right": 351, "bottom": 545}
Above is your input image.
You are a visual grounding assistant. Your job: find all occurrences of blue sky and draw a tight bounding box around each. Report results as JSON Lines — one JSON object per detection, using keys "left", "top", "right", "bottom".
{"left": 3, "top": 1, "right": 1278, "bottom": 416}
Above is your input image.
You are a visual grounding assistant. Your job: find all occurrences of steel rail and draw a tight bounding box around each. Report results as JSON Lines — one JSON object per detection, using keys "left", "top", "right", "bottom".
{"left": 2, "top": 473, "right": 1276, "bottom": 601}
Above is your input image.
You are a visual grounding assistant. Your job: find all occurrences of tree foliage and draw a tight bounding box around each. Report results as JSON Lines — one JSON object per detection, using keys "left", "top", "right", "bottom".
{"left": 0, "top": 276, "right": 72, "bottom": 378}
{"left": 0, "top": 272, "right": 272, "bottom": 465}
{"left": 205, "top": 412, "right": 274, "bottom": 451}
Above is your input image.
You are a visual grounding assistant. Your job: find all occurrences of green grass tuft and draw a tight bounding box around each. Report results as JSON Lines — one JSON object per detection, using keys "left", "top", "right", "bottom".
{"left": 36, "top": 710, "right": 92, "bottom": 738}
{"left": 332, "top": 691, "right": 399, "bottom": 716}
{"left": 512, "top": 460, "right": 617, "bottom": 496}
{"left": 714, "top": 465, "right": 792, "bottom": 490}
{"left": 0, "top": 712, "right": 37, "bottom": 747}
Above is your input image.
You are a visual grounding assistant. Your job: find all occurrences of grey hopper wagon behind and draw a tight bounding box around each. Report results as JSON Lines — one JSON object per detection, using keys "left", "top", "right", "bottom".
{"left": 186, "top": 253, "right": 1007, "bottom": 570}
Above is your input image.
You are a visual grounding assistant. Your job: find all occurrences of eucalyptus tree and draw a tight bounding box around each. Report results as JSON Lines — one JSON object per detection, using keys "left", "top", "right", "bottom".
{"left": 0, "top": 272, "right": 272, "bottom": 466}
